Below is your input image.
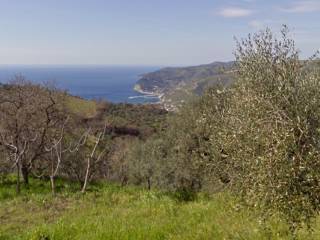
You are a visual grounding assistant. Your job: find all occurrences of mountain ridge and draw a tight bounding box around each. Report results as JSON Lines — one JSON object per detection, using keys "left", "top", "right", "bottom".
{"left": 135, "top": 61, "right": 235, "bottom": 110}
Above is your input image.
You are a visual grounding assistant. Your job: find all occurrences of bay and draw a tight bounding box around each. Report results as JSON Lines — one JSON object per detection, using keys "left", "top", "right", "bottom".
{"left": 0, "top": 65, "right": 160, "bottom": 104}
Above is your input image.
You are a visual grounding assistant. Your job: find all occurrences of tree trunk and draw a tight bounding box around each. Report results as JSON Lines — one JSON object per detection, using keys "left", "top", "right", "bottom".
{"left": 21, "top": 164, "right": 29, "bottom": 186}
{"left": 81, "top": 157, "right": 91, "bottom": 193}
{"left": 50, "top": 176, "right": 56, "bottom": 196}
{"left": 16, "top": 162, "right": 21, "bottom": 194}
{"left": 147, "top": 178, "right": 151, "bottom": 190}
{"left": 121, "top": 176, "right": 128, "bottom": 187}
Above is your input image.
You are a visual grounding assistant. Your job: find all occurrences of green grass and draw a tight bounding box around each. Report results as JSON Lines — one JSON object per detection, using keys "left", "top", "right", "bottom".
{"left": 1, "top": 178, "right": 320, "bottom": 240}
{"left": 65, "top": 96, "right": 97, "bottom": 118}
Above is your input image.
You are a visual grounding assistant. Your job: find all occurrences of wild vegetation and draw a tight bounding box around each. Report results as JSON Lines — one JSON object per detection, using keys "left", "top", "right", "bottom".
{"left": 1, "top": 26, "right": 320, "bottom": 239}
{"left": 127, "top": 26, "right": 320, "bottom": 234}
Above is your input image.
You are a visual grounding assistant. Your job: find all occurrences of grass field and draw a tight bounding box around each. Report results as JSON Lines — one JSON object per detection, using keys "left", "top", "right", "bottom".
{"left": 1, "top": 178, "right": 320, "bottom": 240}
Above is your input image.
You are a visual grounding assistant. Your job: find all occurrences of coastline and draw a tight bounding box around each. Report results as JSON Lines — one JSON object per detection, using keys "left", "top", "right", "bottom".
{"left": 134, "top": 84, "right": 175, "bottom": 111}
{"left": 134, "top": 84, "right": 159, "bottom": 95}
{"left": 133, "top": 84, "right": 163, "bottom": 102}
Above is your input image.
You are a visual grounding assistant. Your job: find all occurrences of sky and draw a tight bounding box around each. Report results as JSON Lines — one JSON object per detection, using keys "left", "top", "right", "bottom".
{"left": 0, "top": 0, "right": 319, "bottom": 66}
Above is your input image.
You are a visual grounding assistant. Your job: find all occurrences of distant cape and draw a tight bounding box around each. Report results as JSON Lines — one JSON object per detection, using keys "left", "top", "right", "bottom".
{"left": 135, "top": 61, "right": 235, "bottom": 110}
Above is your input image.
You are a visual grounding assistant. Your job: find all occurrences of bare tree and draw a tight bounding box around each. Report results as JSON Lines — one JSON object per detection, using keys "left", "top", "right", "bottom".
{"left": 81, "top": 123, "right": 107, "bottom": 193}
{"left": 60, "top": 122, "right": 108, "bottom": 193}
{"left": 0, "top": 76, "right": 66, "bottom": 191}
{"left": 45, "top": 117, "right": 69, "bottom": 195}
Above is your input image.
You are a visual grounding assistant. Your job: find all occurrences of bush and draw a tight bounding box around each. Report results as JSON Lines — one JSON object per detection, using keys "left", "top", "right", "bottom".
{"left": 203, "top": 26, "right": 320, "bottom": 230}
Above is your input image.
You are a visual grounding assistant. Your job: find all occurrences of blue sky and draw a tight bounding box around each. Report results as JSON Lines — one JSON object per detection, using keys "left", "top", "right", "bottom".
{"left": 0, "top": 0, "right": 319, "bottom": 66}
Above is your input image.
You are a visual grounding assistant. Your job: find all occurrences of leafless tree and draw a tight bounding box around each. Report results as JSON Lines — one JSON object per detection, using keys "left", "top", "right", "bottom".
{"left": 45, "top": 117, "right": 69, "bottom": 195}
{"left": 0, "top": 76, "right": 66, "bottom": 192}
{"left": 81, "top": 123, "right": 107, "bottom": 193}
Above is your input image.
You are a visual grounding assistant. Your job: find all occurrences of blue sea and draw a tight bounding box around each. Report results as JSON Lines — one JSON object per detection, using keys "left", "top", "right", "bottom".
{"left": 0, "top": 65, "right": 160, "bottom": 104}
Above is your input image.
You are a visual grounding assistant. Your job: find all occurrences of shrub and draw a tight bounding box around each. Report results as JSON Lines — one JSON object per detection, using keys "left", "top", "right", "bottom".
{"left": 209, "top": 26, "right": 320, "bottom": 230}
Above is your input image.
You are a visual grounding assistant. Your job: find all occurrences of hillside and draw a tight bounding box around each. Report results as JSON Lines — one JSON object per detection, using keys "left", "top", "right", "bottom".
{"left": 66, "top": 95, "right": 166, "bottom": 130}
{"left": 135, "top": 62, "right": 235, "bottom": 110}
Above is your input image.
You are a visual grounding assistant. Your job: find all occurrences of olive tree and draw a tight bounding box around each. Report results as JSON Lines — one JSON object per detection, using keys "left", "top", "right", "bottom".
{"left": 210, "top": 26, "right": 320, "bottom": 230}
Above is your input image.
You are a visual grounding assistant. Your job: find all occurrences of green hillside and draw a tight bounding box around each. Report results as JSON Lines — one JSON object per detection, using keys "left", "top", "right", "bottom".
{"left": 136, "top": 62, "right": 235, "bottom": 110}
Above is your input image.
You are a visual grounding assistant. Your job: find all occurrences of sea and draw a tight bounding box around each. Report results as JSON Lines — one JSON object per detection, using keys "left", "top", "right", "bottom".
{"left": 0, "top": 65, "right": 160, "bottom": 104}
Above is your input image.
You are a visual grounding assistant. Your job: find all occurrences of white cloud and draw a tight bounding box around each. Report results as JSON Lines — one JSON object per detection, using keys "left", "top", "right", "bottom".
{"left": 281, "top": 1, "right": 320, "bottom": 13}
{"left": 218, "top": 7, "right": 253, "bottom": 18}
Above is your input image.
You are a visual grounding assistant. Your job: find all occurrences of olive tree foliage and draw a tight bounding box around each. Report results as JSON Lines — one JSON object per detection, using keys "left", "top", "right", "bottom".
{"left": 233, "top": 26, "right": 320, "bottom": 228}
{"left": 158, "top": 102, "right": 215, "bottom": 194}
{"left": 127, "top": 99, "right": 227, "bottom": 198}
{"left": 198, "top": 26, "right": 320, "bottom": 229}
{"left": 140, "top": 26, "right": 320, "bottom": 227}
{"left": 105, "top": 138, "right": 131, "bottom": 185}
{"left": 126, "top": 137, "right": 168, "bottom": 190}
{"left": 123, "top": 88, "right": 236, "bottom": 198}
